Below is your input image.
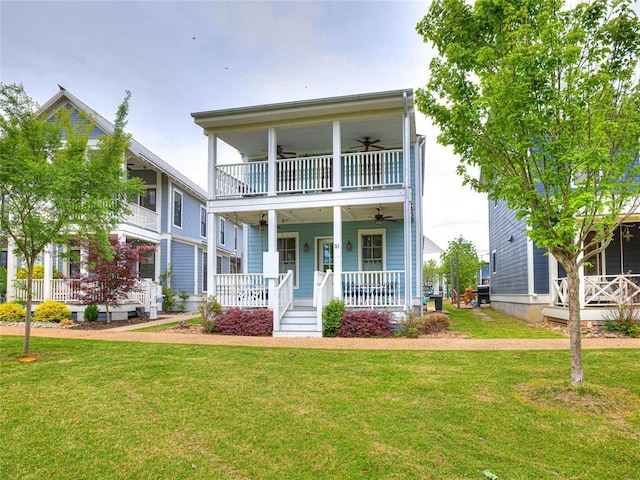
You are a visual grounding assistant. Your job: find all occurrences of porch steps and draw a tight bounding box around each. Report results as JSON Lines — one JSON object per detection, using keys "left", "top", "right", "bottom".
{"left": 274, "top": 307, "right": 322, "bottom": 338}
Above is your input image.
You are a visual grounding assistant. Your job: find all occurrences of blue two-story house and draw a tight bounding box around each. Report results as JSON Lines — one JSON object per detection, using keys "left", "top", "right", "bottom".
{"left": 192, "top": 89, "right": 425, "bottom": 336}
{"left": 4, "top": 87, "right": 241, "bottom": 317}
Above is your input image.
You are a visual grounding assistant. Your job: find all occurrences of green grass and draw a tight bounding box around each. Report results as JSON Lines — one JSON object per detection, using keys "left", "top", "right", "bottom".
{"left": 446, "top": 303, "right": 566, "bottom": 339}
{"left": 132, "top": 316, "right": 201, "bottom": 332}
{"left": 2, "top": 336, "right": 639, "bottom": 479}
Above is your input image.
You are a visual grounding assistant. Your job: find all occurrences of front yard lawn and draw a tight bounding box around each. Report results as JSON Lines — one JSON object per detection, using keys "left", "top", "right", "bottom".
{"left": 1, "top": 336, "right": 639, "bottom": 479}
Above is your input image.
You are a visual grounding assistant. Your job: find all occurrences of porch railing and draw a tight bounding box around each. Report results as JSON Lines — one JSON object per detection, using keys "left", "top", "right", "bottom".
{"left": 214, "top": 150, "right": 403, "bottom": 199}
{"left": 314, "top": 270, "right": 334, "bottom": 333}
{"left": 342, "top": 150, "right": 403, "bottom": 188}
{"left": 10, "top": 278, "right": 152, "bottom": 306}
{"left": 125, "top": 203, "right": 159, "bottom": 231}
{"left": 552, "top": 274, "right": 640, "bottom": 307}
{"left": 341, "top": 270, "right": 404, "bottom": 308}
{"left": 214, "top": 274, "right": 268, "bottom": 307}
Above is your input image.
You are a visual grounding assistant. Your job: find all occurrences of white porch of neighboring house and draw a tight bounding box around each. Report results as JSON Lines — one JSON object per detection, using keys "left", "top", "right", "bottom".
{"left": 543, "top": 222, "right": 640, "bottom": 324}
{"left": 193, "top": 89, "right": 424, "bottom": 337}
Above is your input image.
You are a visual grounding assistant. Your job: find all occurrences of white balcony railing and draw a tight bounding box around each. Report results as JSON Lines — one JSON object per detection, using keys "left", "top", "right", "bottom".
{"left": 214, "top": 274, "right": 269, "bottom": 308}
{"left": 341, "top": 270, "right": 404, "bottom": 308}
{"left": 214, "top": 150, "right": 403, "bottom": 199}
{"left": 125, "top": 203, "right": 159, "bottom": 231}
{"left": 552, "top": 274, "right": 640, "bottom": 307}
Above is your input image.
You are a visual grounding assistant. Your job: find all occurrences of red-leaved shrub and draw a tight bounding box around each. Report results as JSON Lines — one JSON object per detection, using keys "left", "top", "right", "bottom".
{"left": 337, "top": 310, "right": 393, "bottom": 338}
{"left": 214, "top": 308, "right": 273, "bottom": 336}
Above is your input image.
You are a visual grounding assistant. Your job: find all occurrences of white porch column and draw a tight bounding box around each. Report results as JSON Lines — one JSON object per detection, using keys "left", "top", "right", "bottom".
{"left": 43, "top": 245, "right": 53, "bottom": 300}
{"left": 268, "top": 128, "right": 277, "bottom": 196}
{"left": 207, "top": 132, "right": 218, "bottom": 297}
{"left": 6, "top": 238, "right": 17, "bottom": 299}
{"left": 402, "top": 91, "right": 413, "bottom": 311}
{"left": 332, "top": 121, "right": 341, "bottom": 192}
{"left": 266, "top": 209, "right": 279, "bottom": 317}
{"left": 333, "top": 206, "right": 343, "bottom": 299}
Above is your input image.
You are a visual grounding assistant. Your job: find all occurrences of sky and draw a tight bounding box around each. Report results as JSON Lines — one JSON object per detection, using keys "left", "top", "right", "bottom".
{"left": 0, "top": 0, "right": 490, "bottom": 257}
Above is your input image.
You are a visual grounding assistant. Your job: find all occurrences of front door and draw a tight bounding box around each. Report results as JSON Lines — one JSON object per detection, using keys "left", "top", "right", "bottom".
{"left": 317, "top": 238, "right": 334, "bottom": 273}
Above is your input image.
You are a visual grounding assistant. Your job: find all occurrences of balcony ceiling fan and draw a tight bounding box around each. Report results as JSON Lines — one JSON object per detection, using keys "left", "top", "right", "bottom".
{"left": 350, "top": 137, "right": 384, "bottom": 152}
{"left": 372, "top": 206, "right": 397, "bottom": 224}
{"left": 263, "top": 145, "right": 297, "bottom": 159}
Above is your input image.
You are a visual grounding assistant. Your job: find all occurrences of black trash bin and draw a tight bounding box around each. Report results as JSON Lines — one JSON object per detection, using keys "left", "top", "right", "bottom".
{"left": 477, "top": 285, "right": 490, "bottom": 305}
{"left": 429, "top": 294, "right": 443, "bottom": 311}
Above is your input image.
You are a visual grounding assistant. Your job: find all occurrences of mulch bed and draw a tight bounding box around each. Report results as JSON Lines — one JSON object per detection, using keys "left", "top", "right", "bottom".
{"left": 70, "top": 317, "right": 151, "bottom": 330}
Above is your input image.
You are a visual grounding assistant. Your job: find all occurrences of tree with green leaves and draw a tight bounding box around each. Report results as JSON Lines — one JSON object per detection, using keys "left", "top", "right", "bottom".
{"left": 440, "top": 236, "right": 483, "bottom": 295}
{"left": 422, "top": 259, "right": 441, "bottom": 293}
{"left": 0, "top": 83, "right": 144, "bottom": 353}
{"left": 417, "top": 0, "right": 640, "bottom": 384}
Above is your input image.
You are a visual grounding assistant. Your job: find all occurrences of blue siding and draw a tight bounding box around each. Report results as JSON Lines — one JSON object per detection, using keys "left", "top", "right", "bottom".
{"left": 170, "top": 241, "right": 195, "bottom": 293}
{"left": 533, "top": 243, "right": 549, "bottom": 294}
{"left": 489, "top": 199, "right": 529, "bottom": 294}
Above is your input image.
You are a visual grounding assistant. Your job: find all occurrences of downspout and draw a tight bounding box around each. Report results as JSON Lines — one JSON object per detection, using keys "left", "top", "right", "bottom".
{"left": 403, "top": 91, "right": 413, "bottom": 312}
{"left": 415, "top": 134, "right": 426, "bottom": 316}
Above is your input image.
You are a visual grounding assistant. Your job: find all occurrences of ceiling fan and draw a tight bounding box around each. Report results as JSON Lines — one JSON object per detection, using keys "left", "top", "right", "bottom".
{"left": 349, "top": 137, "right": 384, "bottom": 152}
{"left": 263, "top": 145, "right": 297, "bottom": 159}
{"left": 373, "top": 206, "right": 397, "bottom": 225}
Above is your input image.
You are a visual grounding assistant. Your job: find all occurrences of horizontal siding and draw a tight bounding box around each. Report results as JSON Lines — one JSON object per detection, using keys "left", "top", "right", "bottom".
{"left": 533, "top": 243, "right": 549, "bottom": 294}
{"left": 489, "top": 200, "right": 529, "bottom": 295}
{"left": 170, "top": 241, "right": 195, "bottom": 294}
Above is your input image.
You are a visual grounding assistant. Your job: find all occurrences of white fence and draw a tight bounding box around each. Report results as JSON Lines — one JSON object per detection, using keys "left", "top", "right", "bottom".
{"left": 214, "top": 274, "right": 269, "bottom": 308}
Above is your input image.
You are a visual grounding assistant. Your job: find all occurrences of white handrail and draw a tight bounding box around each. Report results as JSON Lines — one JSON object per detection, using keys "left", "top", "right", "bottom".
{"left": 273, "top": 270, "right": 294, "bottom": 332}
{"left": 314, "top": 270, "right": 334, "bottom": 333}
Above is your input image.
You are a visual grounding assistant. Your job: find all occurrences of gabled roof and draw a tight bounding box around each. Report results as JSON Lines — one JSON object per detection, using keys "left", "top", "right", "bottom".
{"left": 40, "top": 86, "right": 207, "bottom": 201}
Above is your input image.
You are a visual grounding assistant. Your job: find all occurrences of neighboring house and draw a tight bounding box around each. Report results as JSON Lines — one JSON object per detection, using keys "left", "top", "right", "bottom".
{"left": 192, "top": 89, "right": 425, "bottom": 336}
{"left": 489, "top": 197, "right": 640, "bottom": 324}
{"left": 4, "top": 86, "right": 241, "bottom": 316}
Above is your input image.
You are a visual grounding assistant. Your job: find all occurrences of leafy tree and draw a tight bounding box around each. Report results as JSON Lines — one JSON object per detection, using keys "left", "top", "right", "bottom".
{"left": 422, "top": 259, "right": 441, "bottom": 292}
{"left": 0, "top": 84, "right": 144, "bottom": 353}
{"left": 76, "top": 237, "right": 155, "bottom": 322}
{"left": 417, "top": 0, "right": 640, "bottom": 384}
{"left": 440, "top": 237, "right": 483, "bottom": 294}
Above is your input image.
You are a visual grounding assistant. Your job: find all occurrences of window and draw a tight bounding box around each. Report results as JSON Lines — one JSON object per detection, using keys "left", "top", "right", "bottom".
{"left": 216, "top": 255, "right": 222, "bottom": 274}
{"left": 139, "top": 250, "right": 155, "bottom": 280}
{"left": 140, "top": 187, "right": 156, "bottom": 212}
{"left": 360, "top": 230, "right": 385, "bottom": 271}
{"left": 492, "top": 250, "right": 497, "bottom": 274}
{"left": 173, "top": 189, "right": 183, "bottom": 228}
{"left": 202, "top": 252, "right": 208, "bottom": 292}
{"left": 219, "top": 217, "right": 225, "bottom": 245}
{"left": 277, "top": 234, "right": 298, "bottom": 287}
{"left": 200, "top": 207, "right": 207, "bottom": 238}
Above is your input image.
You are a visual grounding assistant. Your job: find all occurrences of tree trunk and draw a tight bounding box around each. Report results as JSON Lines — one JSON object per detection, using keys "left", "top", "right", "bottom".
{"left": 565, "top": 261, "right": 584, "bottom": 385}
{"left": 22, "top": 263, "right": 34, "bottom": 354}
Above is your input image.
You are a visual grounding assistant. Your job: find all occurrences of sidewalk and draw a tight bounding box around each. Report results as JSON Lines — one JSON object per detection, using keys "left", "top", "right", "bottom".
{"left": 2, "top": 321, "right": 640, "bottom": 350}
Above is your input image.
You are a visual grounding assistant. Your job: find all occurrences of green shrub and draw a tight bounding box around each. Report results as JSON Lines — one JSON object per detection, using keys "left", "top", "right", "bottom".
{"left": 0, "top": 302, "right": 26, "bottom": 322}
{"left": 604, "top": 300, "right": 640, "bottom": 338}
{"left": 34, "top": 300, "right": 72, "bottom": 323}
{"left": 199, "top": 295, "right": 223, "bottom": 333}
{"left": 0, "top": 266, "right": 7, "bottom": 297}
{"left": 83, "top": 305, "right": 99, "bottom": 322}
{"left": 322, "top": 298, "right": 344, "bottom": 337}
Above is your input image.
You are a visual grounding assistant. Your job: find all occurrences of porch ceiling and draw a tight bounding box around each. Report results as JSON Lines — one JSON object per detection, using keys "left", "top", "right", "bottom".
{"left": 218, "top": 203, "right": 405, "bottom": 228}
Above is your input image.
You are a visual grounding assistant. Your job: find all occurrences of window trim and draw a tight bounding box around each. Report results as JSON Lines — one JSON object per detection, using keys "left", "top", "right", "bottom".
{"left": 172, "top": 188, "right": 183, "bottom": 229}
{"left": 277, "top": 232, "right": 299, "bottom": 289}
{"left": 492, "top": 249, "right": 497, "bottom": 275}
{"left": 357, "top": 228, "right": 386, "bottom": 271}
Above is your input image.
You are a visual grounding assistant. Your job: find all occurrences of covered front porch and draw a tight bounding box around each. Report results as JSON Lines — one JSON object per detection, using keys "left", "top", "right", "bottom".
{"left": 544, "top": 222, "right": 640, "bottom": 323}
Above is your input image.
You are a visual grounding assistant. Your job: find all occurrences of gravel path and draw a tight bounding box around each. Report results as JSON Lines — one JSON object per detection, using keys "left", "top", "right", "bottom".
{"left": 2, "top": 315, "right": 640, "bottom": 351}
